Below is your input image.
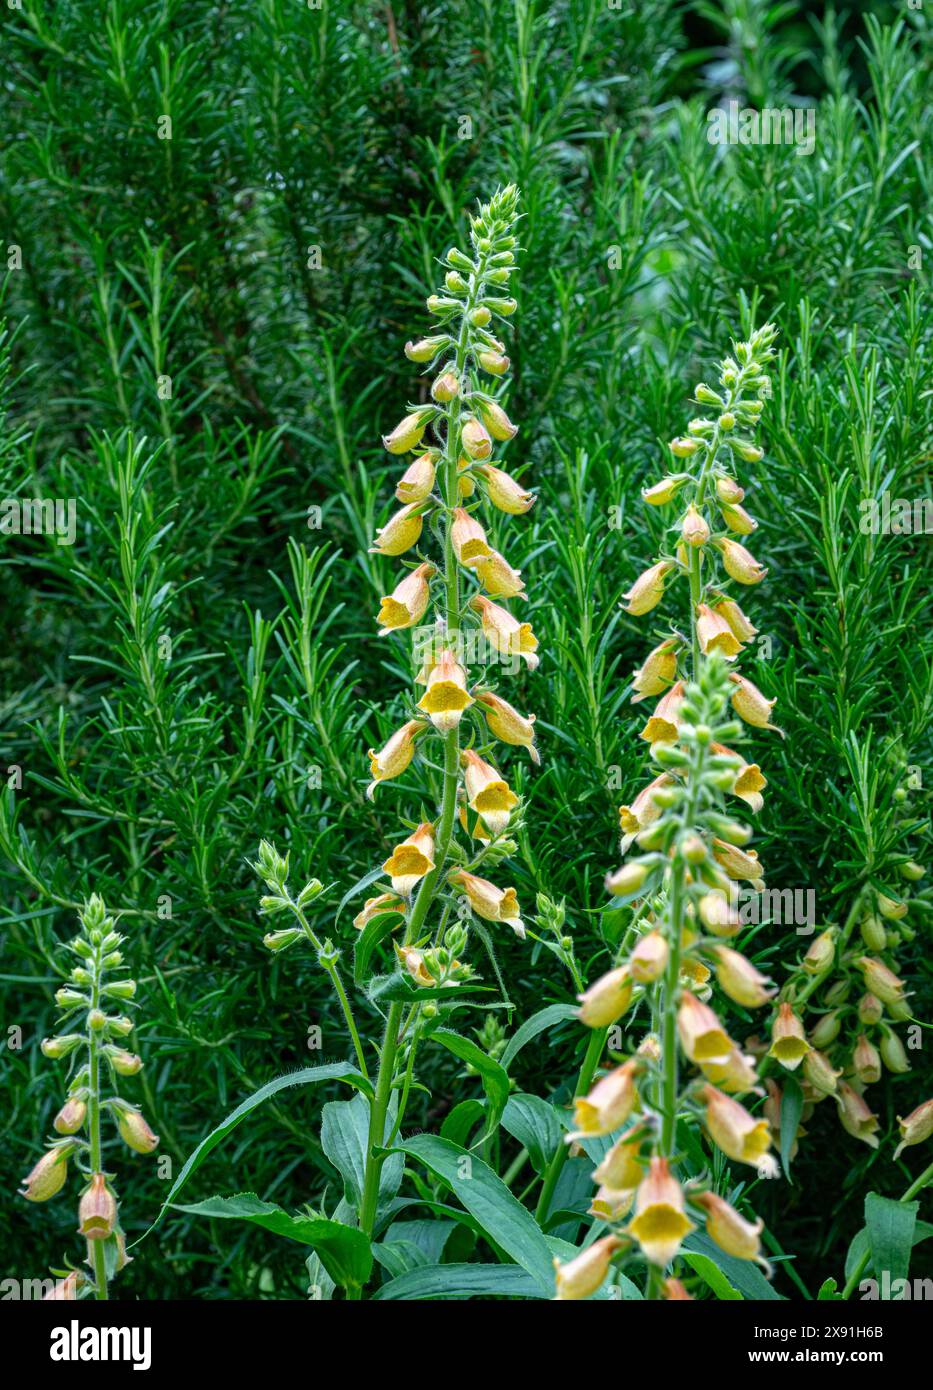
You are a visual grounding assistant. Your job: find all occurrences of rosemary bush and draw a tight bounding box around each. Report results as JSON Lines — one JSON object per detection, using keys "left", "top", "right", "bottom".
{"left": 1, "top": 0, "right": 930, "bottom": 1301}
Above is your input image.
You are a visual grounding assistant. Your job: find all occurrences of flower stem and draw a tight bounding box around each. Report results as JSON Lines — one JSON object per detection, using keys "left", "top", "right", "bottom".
{"left": 87, "top": 945, "right": 109, "bottom": 1301}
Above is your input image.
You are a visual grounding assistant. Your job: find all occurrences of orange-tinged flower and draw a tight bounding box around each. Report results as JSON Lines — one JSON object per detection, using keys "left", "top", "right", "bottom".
{"left": 713, "top": 945, "right": 774, "bottom": 1007}
{"left": 369, "top": 503, "right": 424, "bottom": 557}
{"left": 630, "top": 930, "right": 669, "bottom": 984}
{"left": 631, "top": 640, "right": 679, "bottom": 704}
{"left": 700, "top": 1047, "right": 760, "bottom": 1094}
{"left": 639, "top": 681, "right": 686, "bottom": 745}
{"left": 662, "top": 1278, "right": 693, "bottom": 1300}
{"left": 712, "top": 838, "right": 762, "bottom": 882}
{"left": 703, "top": 1085, "right": 778, "bottom": 1175}
{"left": 478, "top": 399, "right": 518, "bottom": 441}
{"left": 460, "top": 415, "right": 493, "bottom": 459}
{"left": 43, "top": 1272, "right": 81, "bottom": 1300}
{"left": 716, "top": 536, "right": 767, "bottom": 584}
{"left": 716, "top": 475, "right": 745, "bottom": 504}
{"left": 449, "top": 868, "right": 524, "bottom": 938}
{"left": 836, "top": 1081, "right": 880, "bottom": 1149}
{"left": 20, "top": 1146, "right": 71, "bottom": 1202}
{"left": 619, "top": 774, "right": 673, "bottom": 852}
{"left": 681, "top": 504, "right": 710, "bottom": 548}
{"left": 53, "top": 1097, "right": 87, "bottom": 1135}
{"left": 767, "top": 1003, "right": 810, "bottom": 1071}
{"left": 628, "top": 1158, "right": 695, "bottom": 1266}
{"left": 802, "top": 1048, "right": 841, "bottom": 1097}
{"left": 678, "top": 992, "right": 733, "bottom": 1065}
{"left": 728, "top": 674, "right": 781, "bottom": 733}
{"left": 475, "top": 691, "right": 539, "bottom": 763}
{"left": 893, "top": 1098, "right": 933, "bottom": 1159}
{"left": 694, "top": 1191, "right": 765, "bottom": 1265}
{"left": 451, "top": 507, "right": 493, "bottom": 567}
{"left": 697, "top": 890, "right": 741, "bottom": 937}
{"left": 589, "top": 1186, "right": 635, "bottom": 1221}
{"left": 592, "top": 1129, "right": 646, "bottom": 1191}
{"left": 395, "top": 452, "right": 436, "bottom": 505}
{"left": 415, "top": 648, "right": 474, "bottom": 731}
{"left": 713, "top": 598, "right": 758, "bottom": 642}
{"left": 377, "top": 562, "right": 435, "bottom": 634}
{"left": 461, "top": 749, "right": 519, "bottom": 835}
{"left": 116, "top": 1108, "right": 159, "bottom": 1154}
{"left": 395, "top": 943, "right": 434, "bottom": 987}
{"left": 478, "top": 463, "right": 534, "bottom": 514}
{"left": 552, "top": 1235, "right": 623, "bottom": 1300}
{"left": 367, "top": 719, "right": 426, "bottom": 798}
{"left": 696, "top": 602, "right": 743, "bottom": 659}
{"left": 78, "top": 1173, "right": 117, "bottom": 1241}
{"left": 577, "top": 965, "right": 633, "bottom": 1028}
{"left": 382, "top": 408, "right": 434, "bottom": 454}
{"left": 353, "top": 893, "right": 405, "bottom": 931}
{"left": 475, "top": 548, "right": 526, "bottom": 599}
{"left": 721, "top": 502, "right": 757, "bottom": 535}
{"left": 567, "top": 1060, "right": 639, "bottom": 1140}
{"left": 622, "top": 560, "right": 674, "bottom": 616}
{"left": 382, "top": 822, "right": 435, "bottom": 897}
{"left": 857, "top": 956, "right": 907, "bottom": 1007}
{"left": 470, "top": 594, "right": 539, "bottom": 671}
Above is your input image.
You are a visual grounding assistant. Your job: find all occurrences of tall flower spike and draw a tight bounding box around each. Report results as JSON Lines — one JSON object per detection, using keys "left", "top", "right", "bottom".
{"left": 546, "top": 325, "right": 782, "bottom": 1299}
{"left": 20, "top": 895, "right": 158, "bottom": 1299}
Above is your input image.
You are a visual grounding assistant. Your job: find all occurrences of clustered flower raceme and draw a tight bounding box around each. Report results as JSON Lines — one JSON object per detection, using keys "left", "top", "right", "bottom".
{"left": 553, "top": 661, "right": 780, "bottom": 1300}
{"left": 20, "top": 895, "right": 158, "bottom": 1300}
{"left": 763, "top": 866, "right": 930, "bottom": 1161}
{"left": 356, "top": 185, "right": 538, "bottom": 981}
{"left": 553, "top": 325, "right": 782, "bottom": 1300}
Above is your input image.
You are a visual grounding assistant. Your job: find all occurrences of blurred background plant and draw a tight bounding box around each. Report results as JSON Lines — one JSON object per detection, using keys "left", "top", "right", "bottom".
{"left": 1, "top": 0, "right": 929, "bottom": 1298}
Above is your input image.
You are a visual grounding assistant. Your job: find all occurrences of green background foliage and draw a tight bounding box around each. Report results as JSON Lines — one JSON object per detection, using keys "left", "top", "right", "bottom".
{"left": 1, "top": 0, "right": 930, "bottom": 1298}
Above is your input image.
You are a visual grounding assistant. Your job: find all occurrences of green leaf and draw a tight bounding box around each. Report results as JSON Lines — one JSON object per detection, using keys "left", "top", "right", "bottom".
{"left": 683, "top": 1232, "right": 781, "bottom": 1300}
{"left": 430, "top": 1028, "right": 510, "bottom": 1138}
{"left": 140, "top": 1062, "right": 369, "bottom": 1238}
{"left": 779, "top": 1074, "right": 803, "bottom": 1180}
{"left": 335, "top": 866, "right": 386, "bottom": 928}
{"left": 397, "top": 1134, "right": 554, "bottom": 1294}
{"left": 321, "top": 1091, "right": 404, "bottom": 1215}
{"left": 864, "top": 1192, "right": 919, "bottom": 1291}
{"left": 681, "top": 1249, "right": 743, "bottom": 1300}
{"left": 440, "top": 1099, "right": 486, "bottom": 1148}
{"left": 818, "top": 1277, "right": 843, "bottom": 1300}
{"left": 499, "top": 1003, "right": 578, "bottom": 1071}
{"left": 353, "top": 910, "right": 402, "bottom": 984}
{"left": 502, "top": 1093, "right": 563, "bottom": 1174}
{"left": 373, "top": 1263, "right": 541, "bottom": 1300}
{"left": 173, "top": 1193, "right": 372, "bottom": 1288}
{"left": 367, "top": 973, "right": 492, "bottom": 1004}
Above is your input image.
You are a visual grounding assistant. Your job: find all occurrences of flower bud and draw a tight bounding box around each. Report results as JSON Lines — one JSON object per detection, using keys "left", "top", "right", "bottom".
{"left": 605, "top": 859, "right": 651, "bottom": 897}
{"left": 115, "top": 1107, "right": 160, "bottom": 1154}
{"left": 729, "top": 673, "right": 780, "bottom": 733}
{"left": 475, "top": 692, "right": 538, "bottom": 763}
{"left": 836, "top": 1081, "right": 880, "bottom": 1149}
{"left": 106, "top": 1047, "right": 144, "bottom": 1076}
{"left": 669, "top": 436, "right": 700, "bottom": 457}
{"left": 877, "top": 893, "right": 908, "bottom": 921}
{"left": 860, "top": 914, "right": 887, "bottom": 951}
{"left": 53, "top": 1097, "right": 87, "bottom": 1134}
{"left": 477, "top": 399, "right": 518, "bottom": 441}
{"left": 55, "top": 988, "right": 86, "bottom": 1009}
{"left": 477, "top": 463, "right": 535, "bottom": 515}
{"left": 879, "top": 1031, "right": 910, "bottom": 1074}
{"left": 713, "top": 946, "right": 774, "bottom": 1007}
{"left": 802, "top": 1048, "right": 841, "bottom": 1097}
{"left": 395, "top": 452, "right": 436, "bottom": 506}
{"left": 893, "top": 1099, "right": 933, "bottom": 1158}
{"left": 629, "top": 930, "right": 669, "bottom": 984}
{"left": 404, "top": 335, "right": 449, "bottom": 362}
{"left": 577, "top": 966, "right": 633, "bottom": 1028}
{"left": 802, "top": 928, "right": 835, "bottom": 974}
{"left": 478, "top": 350, "right": 510, "bottom": 375}
{"left": 713, "top": 598, "right": 758, "bottom": 643}
{"left": 900, "top": 861, "right": 925, "bottom": 882}
{"left": 263, "top": 928, "right": 302, "bottom": 952}
{"left": 367, "top": 719, "right": 426, "bottom": 798}
{"left": 553, "top": 1235, "right": 623, "bottom": 1300}
{"left": 369, "top": 502, "right": 424, "bottom": 557}
{"left": 642, "top": 475, "right": 688, "bottom": 505}
{"left": 681, "top": 504, "right": 710, "bottom": 547}
{"left": 630, "top": 640, "right": 679, "bottom": 703}
{"left": 857, "top": 957, "right": 907, "bottom": 1008}
{"left": 41, "top": 1034, "right": 83, "bottom": 1060}
{"left": 622, "top": 560, "right": 674, "bottom": 616}
{"left": 852, "top": 1035, "right": 881, "bottom": 1085}
{"left": 431, "top": 370, "right": 459, "bottom": 402}
{"left": 857, "top": 993, "right": 883, "bottom": 1026}
{"left": 715, "top": 475, "right": 745, "bottom": 504}
{"left": 381, "top": 407, "right": 434, "bottom": 455}
{"left": 21, "top": 1146, "right": 72, "bottom": 1202}
{"left": 716, "top": 536, "right": 767, "bottom": 585}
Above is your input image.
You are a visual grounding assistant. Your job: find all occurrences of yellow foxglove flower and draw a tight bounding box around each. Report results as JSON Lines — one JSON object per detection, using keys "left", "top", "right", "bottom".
{"left": 857, "top": 956, "right": 907, "bottom": 1007}
{"left": 712, "top": 838, "right": 762, "bottom": 882}
{"left": 713, "top": 598, "right": 758, "bottom": 643}
{"left": 394, "top": 943, "right": 434, "bottom": 987}
{"left": 477, "top": 399, "right": 518, "bottom": 440}
{"left": 567, "top": 1060, "right": 639, "bottom": 1140}
{"left": 639, "top": 680, "right": 686, "bottom": 745}
{"left": 366, "top": 719, "right": 426, "bottom": 799}
{"left": 376, "top": 562, "right": 435, "bottom": 634}
{"left": 458, "top": 804, "right": 491, "bottom": 844}
{"left": 404, "top": 335, "right": 449, "bottom": 362}
{"left": 592, "top": 1129, "right": 646, "bottom": 1191}
{"left": 460, "top": 415, "right": 493, "bottom": 459}
{"left": 475, "top": 548, "right": 526, "bottom": 599}
{"left": 622, "top": 560, "right": 674, "bottom": 616}
{"left": 694, "top": 1192, "right": 766, "bottom": 1267}
{"left": 669, "top": 436, "right": 700, "bottom": 457}
{"left": 577, "top": 965, "right": 633, "bottom": 1028}
{"left": 802, "top": 1048, "right": 842, "bottom": 1097}
{"left": 449, "top": 868, "right": 524, "bottom": 938}
{"left": 382, "top": 408, "right": 434, "bottom": 455}
{"left": 642, "top": 475, "right": 687, "bottom": 506}
{"left": 877, "top": 892, "right": 909, "bottom": 921}
{"left": 605, "top": 859, "right": 652, "bottom": 896}
{"left": 629, "top": 929, "right": 669, "bottom": 984}
{"left": 681, "top": 503, "right": 710, "bottom": 547}
{"left": 767, "top": 1002, "right": 810, "bottom": 1071}
{"left": 893, "top": 1098, "right": 933, "bottom": 1159}
{"left": 395, "top": 453, "right": 436, "bottom": 505}
{"left": 702, "top": 1085, "right": 778, "bottom": 1175}
{"left": 78, "top": 1173, "right": 117, "bottom": 1241}
{"left": 552, "top": 1235, "right": 623, "bottom": 1301}
{"left": 631, "top": 640, "right": 679, "bottom": 704}
{"left": 713, "top": 945, "right": 774, "bottom": 1007}
{"left": 711, "top": 742, "right": 767, "bottom": 812}
{"left": 353, "top": 893, "right": 405, "bottom": 931}
{"left": 20, "top": 1146, "right": 71, "bottom": 1202}
{"left": 589, "top": 1187, "right": 635, "bottom": 1221}
{"left": 697, "top": 890, "right": 741, "bottom": 937}
{"left": 721, "top": 502, "right": 757, "bottom": 535}
{"left": 836, "top": 1081, "right": 880, "bottom": 1149}
{"left": 619, "top": 774, "right": 673, "bottom": 852}
{"left": 477, "top": 462, "right": 535, "bottom": 514}
{"left": 476, "top": 691, "right": 539, "bottom": 762}
{"left": 728, "top": 673, "right": 781, "bottom": 733}
{"left": 715, "top": 475, "right": 745, "bottom": 504}
{"left": 470, "top": 594, "right": 539, "bottom": 670}
{"left": 677, "top": 992, "right": 733, "bottom": 1065}
{"left": 451, "top": 507, "right": 493, "bottom": 568}
{"left": 369, "top": 503, "right": 424, "bottom": 557}
{"left": 478, "top": 350, "right": 510, "bottom": 375}
{"left": 415, "top": 648, "right": 474, "bottom": 732}
{"left": 696, "top": 602, "right": 743, "bottom": 659}
{"left": 716, "top": 536, "right": 767, "bottom": 585}
{"left": 461, "top": 749, "right": 518, "bottom": 835}
{"left": 431, "top": 369, "right": 459, "bottom": 402}
{"left": 382, "top": 822, "right": 436, "bottom": 897}
{"left": 700, "top": 1046, "right": 760, "bottom": 1094}
{"left": 628, "top": 1158, "right": 695, "bottom": 1267}
{"left": 853, "top": 1035, "right": 881, "bottom": 1085}
{"left": 457, "top": 455, "right": 475, "bottom": 498}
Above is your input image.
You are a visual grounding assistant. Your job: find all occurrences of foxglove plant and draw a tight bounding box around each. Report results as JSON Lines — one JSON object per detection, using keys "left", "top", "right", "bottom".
{"left": 20, "top": 895, "right": 158, "bottom": 1300}
{"left": 552, "top": 324, "right": 785, "bottom": 1300}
